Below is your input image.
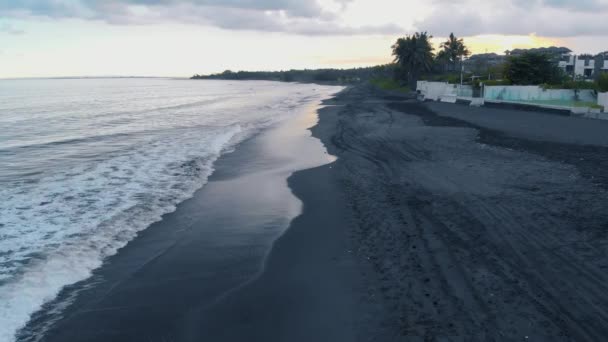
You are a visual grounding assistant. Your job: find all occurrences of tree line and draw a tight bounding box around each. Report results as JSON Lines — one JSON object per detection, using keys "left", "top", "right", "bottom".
{"left": 191, "top": 65, "right": 395, "bottom": 83}
{"left": 191, "top": 32, "right": 608, "bottom": 92}
{"left": 391, "top": 32, "right": 608, "bottom": 91}
{"left": 391, "top": 32, "right": 471, "bottom": 88}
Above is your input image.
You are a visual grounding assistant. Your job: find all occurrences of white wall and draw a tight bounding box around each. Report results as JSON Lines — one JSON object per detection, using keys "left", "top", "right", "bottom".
{"left": 484, "top": 85, "right": 596, "bottom": 103}
{"left": 456, "top": 85, "right": 473, "bottom": 98}
{"left": 417, "top": 81, "right": 455, "bottom": 101}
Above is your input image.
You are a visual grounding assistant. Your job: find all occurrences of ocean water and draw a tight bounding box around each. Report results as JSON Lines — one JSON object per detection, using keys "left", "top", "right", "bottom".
{"left": 0, "top": 78, "right": 338, "bottom": 342}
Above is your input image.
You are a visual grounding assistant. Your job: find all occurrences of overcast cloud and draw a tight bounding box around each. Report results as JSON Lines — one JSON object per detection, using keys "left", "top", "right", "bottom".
{"left": 1, "top": 0, "right": 607, "bottom": 37}
{"left": 419, "top": 0, "right": 608, "bottom": 37}
{"left": 0, "top": 23, "right": 25, "bottom": 35}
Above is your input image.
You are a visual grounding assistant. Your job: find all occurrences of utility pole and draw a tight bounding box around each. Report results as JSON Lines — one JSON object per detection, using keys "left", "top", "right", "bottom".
{"left": 485, "top": 49, "right": 490, "bottom": 81}
{"left": 460, "top": 57, "right": 464, "bottom": 86}
{"left": 572, "top": 54, "right": 577, "bottom": 81}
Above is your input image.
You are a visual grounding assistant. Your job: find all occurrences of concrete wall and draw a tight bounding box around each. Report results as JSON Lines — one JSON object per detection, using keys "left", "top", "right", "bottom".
{"left": 484, "top": 85, "right": 596, "bottom": 103}
{"left": 417, "top": 81, "right": 455, "bottom": 101}
{"left": 416, "top": 82, "right": 475, "bottom": 101}
{"left": 583, "top": 111, "right": 608, "bottom": 120}
{"left": 599, "top": 92, "right": 608, "bottom": 111}
{"left": 456, "top": 85, "right": 473, "bottom": 98}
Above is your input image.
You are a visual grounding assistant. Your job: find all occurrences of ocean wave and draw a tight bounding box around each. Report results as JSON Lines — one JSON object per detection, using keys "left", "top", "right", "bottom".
{"left": 0, "top": 79, "right": 338, "bottom": 342}
{"left": 0, "top": 125, "right": 242, "bottom": 342}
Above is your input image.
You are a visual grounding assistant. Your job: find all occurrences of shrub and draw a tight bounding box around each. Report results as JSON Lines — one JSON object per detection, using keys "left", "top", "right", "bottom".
{"left": 370, "top": 78, "right": 410, "bottom": 92}
{"left": 598, "top": 73, "right": 608, "bottom": 92}
{"left": 483, "top": 79, "right": 511, "bottom": 86}
{"left": 504, "top": 52, "right": 564, "bottom": 85}
{"left": 420, "top": 73, "right": 462, "bottom": 84}
{"left": 541, "top": 81, "right": 597, "bottom": 91}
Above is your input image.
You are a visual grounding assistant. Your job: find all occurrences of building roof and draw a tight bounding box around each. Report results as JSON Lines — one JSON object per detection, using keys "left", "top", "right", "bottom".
{"left": 505, "top": 46, "right": 572, "bottom": 56}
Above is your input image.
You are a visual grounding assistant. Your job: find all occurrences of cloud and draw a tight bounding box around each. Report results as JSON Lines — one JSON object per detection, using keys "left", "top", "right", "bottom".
{"left": 0, "top": 0, "right": 323, "bottom": 18}
{"left": 416, "top": 0, "right": 608, "bottom": 37}
{"left": 0, "top": 0, "right": 401, "bottom": 36}
{"left": 540, "top": 0, "right": 608, "bottom": 12}
{"left": 0, "top": 23, "right": 25, "bottom": 35}
{"left": 108, "top": 3, "right": 402, "bottom": 35}
{"left": 3, "top": 0, "right": 607, "bottom": 37}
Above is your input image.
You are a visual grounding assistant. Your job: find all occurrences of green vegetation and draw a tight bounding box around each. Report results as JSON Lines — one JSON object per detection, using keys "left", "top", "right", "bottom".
{"left": 439, "top": 33, "right": 470, "bottom": 72}
{"left": 598, "top": 73, "right": 608, "bottom": 92}
{"left": 542, "top": 80, "right": 598, "bottom": 91}
{"left": 503, "top": 52, "right": 564, "bottom": 85}
{"left": 191, "top": 65, "right": 395, "bottom": 84}
{"left": 370, "top": 78, "right": 410, "bottom": 92}
{"left": 423, "top": 73, "right": 461, "bottom": 84}
{"left": 483, "top": 79, "right": 511, "bottom": 86}
{"left": 193, "top": 31, "right": 483, "bottom": 90}
{"left": 539, "top": 75, "right": 608, "bottom": 93}
{"left": 391, "top": 32, "right": 435, "bottom": 89}
{"left": 192, "top": 31, "right": 608, "bottom": 99}
{"left": 419, "top": 33, "right": 503, "bottom": 85}
{"left": 465, "top": 54, "right": 505, "bottom": 78}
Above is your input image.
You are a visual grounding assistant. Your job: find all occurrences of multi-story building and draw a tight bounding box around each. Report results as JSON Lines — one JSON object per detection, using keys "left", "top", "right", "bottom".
{"left": 595, "top": 51, "right": 608, "bottom": 78}
{"left": 465, "top": 53, "right": 506, "bottom": 68}
{"left": 465, "top": 48, "right": 608, "bottom": 80}
{"left": 559, "top": 52, "right": 608, "bottom": 79}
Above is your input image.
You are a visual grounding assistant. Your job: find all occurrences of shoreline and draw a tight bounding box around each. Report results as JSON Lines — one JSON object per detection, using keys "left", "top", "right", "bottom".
{"left": 18, "top": 83, "right": 608, "bottom": 341}
{"left": 176, "top": 89, "right": 390, "bottom": 341}
{"left": 17, "top": 93, "right": 339, "bottom": 342}
{"left": 181, "top": 84, "right": 608, "bottom": 340}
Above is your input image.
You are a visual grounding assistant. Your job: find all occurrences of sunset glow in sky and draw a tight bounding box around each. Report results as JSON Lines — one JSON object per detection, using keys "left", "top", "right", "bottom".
{"left": 1, "top": 0, "right": 607, "bottom": 78}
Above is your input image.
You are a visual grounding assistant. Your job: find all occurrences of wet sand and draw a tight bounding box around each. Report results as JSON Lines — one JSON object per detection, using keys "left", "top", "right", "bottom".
{"left": 24, "top": 85, "right": 608, "bottom": 341}
{"left": 19, "top": 100, "right": 338, "bottom": 342}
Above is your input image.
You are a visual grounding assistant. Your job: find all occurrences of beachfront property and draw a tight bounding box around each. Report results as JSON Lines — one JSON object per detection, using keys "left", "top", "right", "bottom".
{"left": 463, "top": 53, "right": 506, "bottom": 73}
{"left": 465, "top": 47, "right": 608, "bottom": 80}
{"left": 509, "top": 47, "right": 608, "bottom": 80}
{"left": 505, "top": 46, "right": 573, "bottom": 57}
{"left": 417, "top": 80, "right": 608, "bottom": 117}
{"left": 558, "top": 51, "right": 608, "bottom": 79}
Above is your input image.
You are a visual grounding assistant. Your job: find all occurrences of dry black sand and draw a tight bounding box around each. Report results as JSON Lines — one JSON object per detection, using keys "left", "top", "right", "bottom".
{"left": 25, "top": 85, "right": 608, "bottom": 341}
{"left": 311, "top": 86, "right": 608, "bottom": 341}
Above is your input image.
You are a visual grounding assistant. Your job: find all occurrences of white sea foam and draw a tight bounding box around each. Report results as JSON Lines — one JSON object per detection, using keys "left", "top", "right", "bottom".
{"left": 0, "top": 126, "right": 241, "bottom": 342}
{"left": 0, "top": 78, "right": 340, "bottom": 342}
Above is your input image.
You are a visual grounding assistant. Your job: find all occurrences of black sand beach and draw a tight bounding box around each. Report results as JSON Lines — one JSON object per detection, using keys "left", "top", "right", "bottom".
{"left": 19, "top": 100, "right": 338, "bottom": 342}
{"left": 25, "top": 85, "right": 608, "bottom": 341}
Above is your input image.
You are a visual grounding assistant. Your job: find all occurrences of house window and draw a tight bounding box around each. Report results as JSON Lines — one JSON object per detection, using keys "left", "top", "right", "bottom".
{"left": 584, "top": 68, "right": 593, "bottom": 77}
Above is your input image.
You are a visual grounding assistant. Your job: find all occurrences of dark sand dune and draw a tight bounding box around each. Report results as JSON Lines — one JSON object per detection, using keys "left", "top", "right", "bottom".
{"left": 191, "top": 85, "right": 608, "bottom": 341}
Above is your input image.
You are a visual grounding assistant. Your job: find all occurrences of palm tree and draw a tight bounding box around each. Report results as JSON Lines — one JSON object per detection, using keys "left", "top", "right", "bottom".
{"left": 392, "top": 32, "right": 435, "bottom": 88}
{"left": 435, "top": 49, "right": 450, "bottom": 72}
{"left": 456, "top": 40, "right": 471, "bottom": 72}
{"left": 441, "top": 33, "right": 470, "bottom": 71}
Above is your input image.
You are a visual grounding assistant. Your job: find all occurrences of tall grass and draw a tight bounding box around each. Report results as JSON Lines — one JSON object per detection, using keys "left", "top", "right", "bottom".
{"left": 370, "top": 78, "right": 410, "bottom": 92}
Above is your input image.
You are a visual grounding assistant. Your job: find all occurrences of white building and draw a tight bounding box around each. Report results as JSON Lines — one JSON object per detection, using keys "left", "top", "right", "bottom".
{"left": 559, "top": 52, "right": 608, "bottom": 79}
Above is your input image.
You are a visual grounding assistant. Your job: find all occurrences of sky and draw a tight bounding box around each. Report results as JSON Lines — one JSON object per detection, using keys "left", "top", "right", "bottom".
{"left": 1, "top": 0, "right": 608, "bottom": 78}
